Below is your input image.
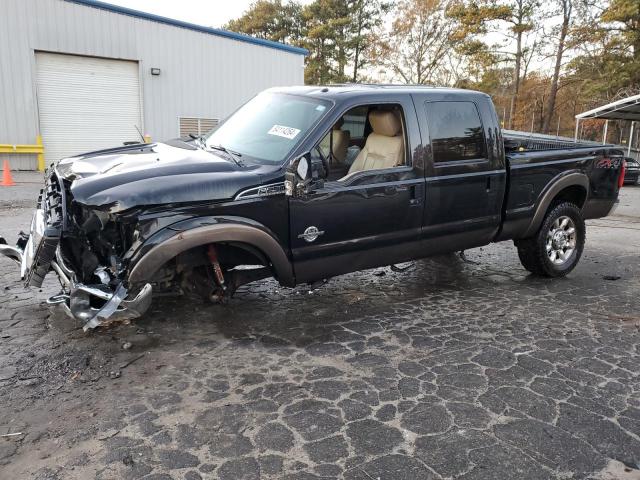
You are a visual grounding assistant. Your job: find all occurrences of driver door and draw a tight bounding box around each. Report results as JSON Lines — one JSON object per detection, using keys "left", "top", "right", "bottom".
{"left": 288, "top": 98, "right": 425, "bottom": 283}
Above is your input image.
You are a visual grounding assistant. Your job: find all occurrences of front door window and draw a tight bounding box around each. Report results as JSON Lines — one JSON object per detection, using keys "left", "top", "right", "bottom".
{"left": 313, "top": 104, "right": 408, "bottom": 183}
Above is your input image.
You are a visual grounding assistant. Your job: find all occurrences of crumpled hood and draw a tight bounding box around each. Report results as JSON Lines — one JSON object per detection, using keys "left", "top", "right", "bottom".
{"left": 56, "top": 142, "right": 264, "bottom": 212}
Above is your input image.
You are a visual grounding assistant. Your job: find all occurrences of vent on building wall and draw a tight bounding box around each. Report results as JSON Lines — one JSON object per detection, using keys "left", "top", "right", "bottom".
{"left": 179, "top": 117, "right": 219, "bottom": 137}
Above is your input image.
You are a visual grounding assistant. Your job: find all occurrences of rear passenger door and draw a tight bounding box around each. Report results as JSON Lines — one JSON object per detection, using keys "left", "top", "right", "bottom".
{"left": 420, "top": 100, "right": 505, "bottom": 249}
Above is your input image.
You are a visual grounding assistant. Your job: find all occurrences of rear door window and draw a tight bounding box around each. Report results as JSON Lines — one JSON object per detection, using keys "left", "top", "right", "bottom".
{"left": 426, "top": 101, "right": 487, "bottom": 163}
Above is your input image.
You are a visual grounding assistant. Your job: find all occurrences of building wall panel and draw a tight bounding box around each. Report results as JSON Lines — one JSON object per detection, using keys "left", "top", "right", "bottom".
{"left": 1, "top": 0, "right": 304, "bottom": 169}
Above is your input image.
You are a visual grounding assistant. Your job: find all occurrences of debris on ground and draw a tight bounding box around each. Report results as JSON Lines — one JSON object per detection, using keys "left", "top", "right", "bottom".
{"left": 390, "top": 262, "right": 414, "bottom": 272}
{"left": 603, "top": 275, "right": 622, "bottom": 280}
{"left": 459, "top": 250, "right": 481, "bottom": 265}
{"left": 97, "top": 429, "right": 120, "bottom": 440}
{"left": 597, "top": 459, "right": 640, "bottom": 480}
{"left": 118, "top": 353, "right": 145, "bottom": 370}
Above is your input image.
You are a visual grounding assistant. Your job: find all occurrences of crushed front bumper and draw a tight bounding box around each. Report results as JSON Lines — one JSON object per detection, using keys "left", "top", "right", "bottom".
{"left": 1, "top": 203, "right": 152, "bottom": 330}
{"left": 47, "top": 246, "right": 153, "bottom": 330}
{"left": 52, "top": 281, "right": 153, "bottom": 331}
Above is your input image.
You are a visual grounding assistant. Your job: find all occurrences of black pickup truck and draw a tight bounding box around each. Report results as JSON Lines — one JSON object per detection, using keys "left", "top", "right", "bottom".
{"left": 0, "top": 85, "right": 625, "bottom": 330}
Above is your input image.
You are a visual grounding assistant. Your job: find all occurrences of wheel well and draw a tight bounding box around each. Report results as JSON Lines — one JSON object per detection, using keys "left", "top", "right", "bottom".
{"left": 215, "top": 242, "right": 271, "bottom": 269}
{"left": 128, "top": 222, "right": 295, "bottom": 287}
{"left": 176, "top": 242, "right": 270, "bottom": 271}
{"left": 149, "top": 242, "right": 272, "bottom": 283}
{"left": 550, "top": 185, "right": 587, "bottom": 210}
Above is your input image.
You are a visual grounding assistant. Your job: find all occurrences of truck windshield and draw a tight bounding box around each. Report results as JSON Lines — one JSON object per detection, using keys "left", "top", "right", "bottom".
{"left": 204, "top": 92, "right": 332, "bottom": 165}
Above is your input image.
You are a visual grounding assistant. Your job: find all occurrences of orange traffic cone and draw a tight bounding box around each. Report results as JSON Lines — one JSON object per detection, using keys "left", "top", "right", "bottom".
{"left": 1, "top": 160, "right": 15, "bottom": 186}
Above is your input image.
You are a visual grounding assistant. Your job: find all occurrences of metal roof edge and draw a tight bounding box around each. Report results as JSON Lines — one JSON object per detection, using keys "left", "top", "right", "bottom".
{"left": 64, "top": 0, "right": 309, "bottom": 56}
{"left": 575, "top": 93, "right": 640, "bottom": 119}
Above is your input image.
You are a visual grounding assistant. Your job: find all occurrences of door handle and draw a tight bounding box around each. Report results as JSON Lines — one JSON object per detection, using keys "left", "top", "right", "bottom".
{"left": 409, "top": 185, "right": 420, "bottom": 206}
{"left": 486, "top": 176, "right": 491, "bottom": 192}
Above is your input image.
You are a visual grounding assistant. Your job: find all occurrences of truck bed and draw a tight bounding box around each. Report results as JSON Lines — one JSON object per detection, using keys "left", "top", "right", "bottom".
{"left": 497, "top": 130, "right": 624, "bottom": 242}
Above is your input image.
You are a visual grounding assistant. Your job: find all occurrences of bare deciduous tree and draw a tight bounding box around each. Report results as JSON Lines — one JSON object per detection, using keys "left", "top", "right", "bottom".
{"left": 372, "top": 0, "right": 456, "bottom": 85}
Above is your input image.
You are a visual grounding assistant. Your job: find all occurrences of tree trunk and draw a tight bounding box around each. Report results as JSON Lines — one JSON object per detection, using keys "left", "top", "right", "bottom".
{"left": 352, "top": 7, "right": 364, "bottom": 82}
{"left": 338, "top": 44, "right": 346, "bottom": 81}
{"left": 508, "top": 30, "right": 523, "bottom": 130}
{"left": 542, "top": 0, "right": 571, "bottom": 133}
{"left": 352, "top": 43, "right": 360, "bottom": 82}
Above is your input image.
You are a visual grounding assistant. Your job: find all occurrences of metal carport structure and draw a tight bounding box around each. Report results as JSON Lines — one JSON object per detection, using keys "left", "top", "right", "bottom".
{"left": 575, "top": 94, "right": 640, "bottom": 155}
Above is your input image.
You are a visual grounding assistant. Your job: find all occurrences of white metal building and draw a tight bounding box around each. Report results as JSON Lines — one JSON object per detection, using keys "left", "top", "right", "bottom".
{"left": 1, "top": 0, "right": 306, "bottom": 170}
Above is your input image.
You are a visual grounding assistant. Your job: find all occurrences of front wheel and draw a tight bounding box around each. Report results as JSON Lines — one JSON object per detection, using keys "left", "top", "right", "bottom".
{"left": 516, "top": 202, "right": 586, "bottom": 277}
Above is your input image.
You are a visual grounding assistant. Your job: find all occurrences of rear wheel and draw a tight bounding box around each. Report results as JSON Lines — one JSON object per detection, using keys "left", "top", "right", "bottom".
{"left": 516, "top": 202, "right": 585, "bottom": 277}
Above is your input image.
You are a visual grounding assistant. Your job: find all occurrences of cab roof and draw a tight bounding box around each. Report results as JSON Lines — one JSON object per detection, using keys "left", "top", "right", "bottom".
{"left": 267, "top": 84, "right": 491, "bottom": 102}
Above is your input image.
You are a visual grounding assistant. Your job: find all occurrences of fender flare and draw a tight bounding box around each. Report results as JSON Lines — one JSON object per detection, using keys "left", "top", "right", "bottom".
{"left": 522, "top": 172, "right": 589, "bottom": 238}
{"left": 128, "top": 219, "right": 295, "bottom": 287}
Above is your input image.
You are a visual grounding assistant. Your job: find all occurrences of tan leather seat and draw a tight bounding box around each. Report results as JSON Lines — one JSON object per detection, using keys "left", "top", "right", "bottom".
{"left": 348, "top": 110, "right": 404, "bottom": 175}
{"left": 331, "top": 118, "right": 350, "bottom": 163}
{"left": 320, "top": 118, "right": 350, "bottom": 163}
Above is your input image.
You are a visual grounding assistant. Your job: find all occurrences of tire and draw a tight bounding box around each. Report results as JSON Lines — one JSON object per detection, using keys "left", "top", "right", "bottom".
{"left": 516, "top": 202, "right": 585, "bottom": 277}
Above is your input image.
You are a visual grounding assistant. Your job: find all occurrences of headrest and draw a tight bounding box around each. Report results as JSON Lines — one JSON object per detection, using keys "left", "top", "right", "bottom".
{"left": 332, "top": 117, "right": 344, "bottom": 130}
{"left": 369, "top": 110, "right": 401, "bottom": 137}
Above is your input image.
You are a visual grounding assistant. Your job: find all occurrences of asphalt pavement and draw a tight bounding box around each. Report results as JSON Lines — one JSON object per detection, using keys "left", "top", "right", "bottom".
{"left": 0, "top": 175, "right": 639, "bottom": 479}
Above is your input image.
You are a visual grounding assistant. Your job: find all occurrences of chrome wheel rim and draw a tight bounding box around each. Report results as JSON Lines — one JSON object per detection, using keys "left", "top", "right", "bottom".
{"left": 546, "top": 216, "right": 577, "bottom": 265}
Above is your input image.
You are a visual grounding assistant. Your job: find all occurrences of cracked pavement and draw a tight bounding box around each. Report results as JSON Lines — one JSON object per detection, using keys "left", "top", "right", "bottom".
{"left": 0, "top": 176, "right": 639, "bottom": 479}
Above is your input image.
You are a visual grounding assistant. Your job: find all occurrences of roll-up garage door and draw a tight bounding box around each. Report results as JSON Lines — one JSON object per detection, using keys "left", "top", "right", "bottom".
{"left": 35, "top": 52, "right": 142, "bottom": 163}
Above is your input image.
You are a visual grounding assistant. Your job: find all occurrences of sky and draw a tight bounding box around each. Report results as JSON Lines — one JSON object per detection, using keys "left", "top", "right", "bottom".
{"left": 104, "top": 0, "right": 313, "bottom": 29}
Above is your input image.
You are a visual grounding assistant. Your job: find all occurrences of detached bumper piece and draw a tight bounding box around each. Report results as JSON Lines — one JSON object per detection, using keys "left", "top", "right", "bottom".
{"left": 46, "top": 247, "right": 153, "bottom": 330}
{"left": 2, "top": 239, "right": 154, "bottom": 330}
{"left": 1, "top": 237, "right": 153, "bottom": 329}
{"left": 54, "top": 282, "right": 153, "bottom": 331}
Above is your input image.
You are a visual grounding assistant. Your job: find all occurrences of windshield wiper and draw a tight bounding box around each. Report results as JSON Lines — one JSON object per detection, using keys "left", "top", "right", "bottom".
{"left": 209, "top": 144, "right": 243, "bottom": 166}
{"left": 188, "top": 133, "right": 206, "bottom": 149}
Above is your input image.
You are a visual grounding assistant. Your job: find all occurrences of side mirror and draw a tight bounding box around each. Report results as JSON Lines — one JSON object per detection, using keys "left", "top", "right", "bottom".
{"left": 285, "top": 152, "right": 323, "bottom": 197}
{"left": 296, "top": 153, "right": 312, "bottom": 182}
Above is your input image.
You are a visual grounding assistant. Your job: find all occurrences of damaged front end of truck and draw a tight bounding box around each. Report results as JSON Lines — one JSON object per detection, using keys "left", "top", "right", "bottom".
{"left": 1, "top": 164, "right": 153, "bottom": 331}
{"left": 0, "top": 138, "right": 285, "bottom": 331}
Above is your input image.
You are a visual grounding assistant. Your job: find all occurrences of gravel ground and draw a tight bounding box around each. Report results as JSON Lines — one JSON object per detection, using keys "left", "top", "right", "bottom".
{"left": 0, "top": 177, "right": 639, "bottom": 480}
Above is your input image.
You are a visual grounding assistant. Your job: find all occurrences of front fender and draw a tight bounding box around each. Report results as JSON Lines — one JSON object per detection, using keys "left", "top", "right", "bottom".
{"left": 127, "top": 216, "right": 295, "bottom": 287}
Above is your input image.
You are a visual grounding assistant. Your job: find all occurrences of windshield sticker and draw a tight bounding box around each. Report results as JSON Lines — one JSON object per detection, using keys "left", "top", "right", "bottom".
{"left": 268, "top": 125, "right": 301, "bottom": 140}
{"left": 315, "top": 105, "right": 326, "bottom": 112}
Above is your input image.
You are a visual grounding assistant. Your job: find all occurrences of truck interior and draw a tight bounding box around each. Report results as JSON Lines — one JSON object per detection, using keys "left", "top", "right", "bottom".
{"left": 315, "top": 104, "right": 408, "bottom": 181}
